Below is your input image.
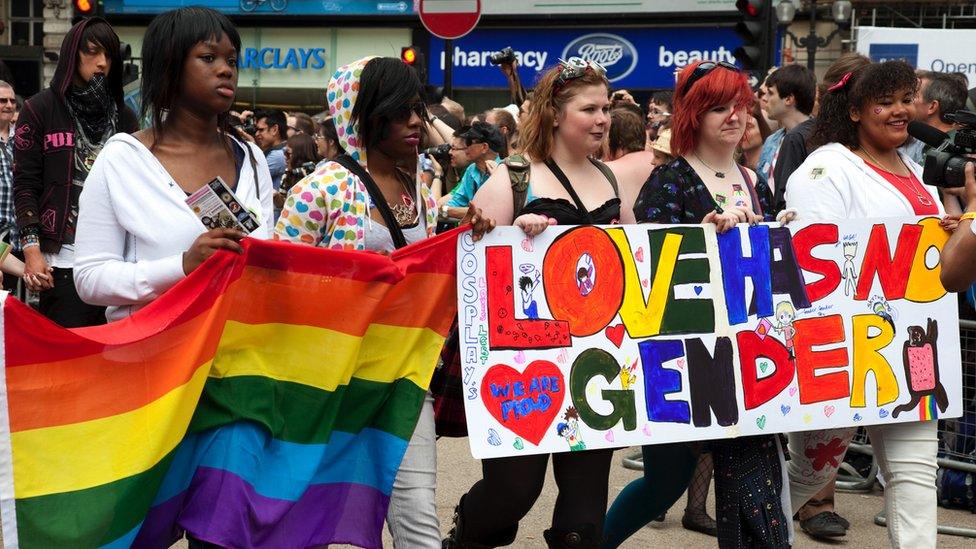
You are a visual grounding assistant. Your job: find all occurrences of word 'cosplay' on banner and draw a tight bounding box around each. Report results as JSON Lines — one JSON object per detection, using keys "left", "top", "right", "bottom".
{"left": 457, "top": 218, "right": 962, "bottom": 458}
{"left": 0, "top": 233, "right": 459, "bottom": 549}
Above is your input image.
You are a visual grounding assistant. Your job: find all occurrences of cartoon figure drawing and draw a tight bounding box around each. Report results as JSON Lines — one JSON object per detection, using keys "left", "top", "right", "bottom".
{"left": 731, "top": 183, "right": 748, "bottom": 207}
{"left": 518, "top": 269, "right": 542, "bottom": 319}
{"left": 773, "top": 301, "right": 797, "bottom": 360}
{"left": 576, "top": 254, "right": 595, "bottom": 296}
{"left": 841, "top": 241, "right": 858, "bottom": 296}
{"left": 556, "top": 406, "right": 586, "bottom": 451}
{"left": 868, "top": 295, "right": 896, "bottom": 331}
{"left": 620, "top": 358, "right": 639, "bottom": 390}
{"left": 893, "top": 318, "right": 949, "bottom": 417}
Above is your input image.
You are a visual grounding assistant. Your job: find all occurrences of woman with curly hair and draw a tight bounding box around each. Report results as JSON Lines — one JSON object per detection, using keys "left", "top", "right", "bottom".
{"left": 785, "top": 60, "right": 940, "bottom": 548}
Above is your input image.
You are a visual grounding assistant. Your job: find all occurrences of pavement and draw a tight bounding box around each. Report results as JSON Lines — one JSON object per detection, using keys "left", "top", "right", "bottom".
{"left": 15, "top": 438, "right": 970, "bottom": 548}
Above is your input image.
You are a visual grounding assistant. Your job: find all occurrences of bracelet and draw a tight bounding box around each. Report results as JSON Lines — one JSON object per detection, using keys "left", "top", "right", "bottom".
{"left": 960, "top": 212, "right": 976, "bottom": 222}
{"left": 20, "top": 234, "right": 40, "bottom": 248}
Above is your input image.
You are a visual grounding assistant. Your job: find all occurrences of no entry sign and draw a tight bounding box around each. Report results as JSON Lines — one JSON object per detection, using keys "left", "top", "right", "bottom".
{"left": 419, "top": 0, "right": 481, "bottom": 40}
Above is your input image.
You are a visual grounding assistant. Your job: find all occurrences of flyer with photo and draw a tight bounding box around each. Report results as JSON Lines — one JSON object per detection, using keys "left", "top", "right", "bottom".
{"left": 185, "top": 176, "right": 260, "bottom": 234}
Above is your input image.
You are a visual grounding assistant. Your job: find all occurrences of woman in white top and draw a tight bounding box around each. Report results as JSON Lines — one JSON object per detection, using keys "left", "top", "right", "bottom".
{"left": 785, "top": 60, "right": 942, "bottom": 548}
{"left": 74, "top": 6, "right": 272, "bottom": 323}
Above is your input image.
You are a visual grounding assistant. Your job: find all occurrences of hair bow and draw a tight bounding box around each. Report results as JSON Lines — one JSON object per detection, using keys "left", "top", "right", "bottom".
{"left": 827, "top": 71, "right": 853, "bottom": 93}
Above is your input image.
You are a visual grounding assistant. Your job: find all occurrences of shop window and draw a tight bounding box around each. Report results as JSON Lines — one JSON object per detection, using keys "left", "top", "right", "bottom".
{"left": 9, "top": 0, "right": 45, "bottom": 46}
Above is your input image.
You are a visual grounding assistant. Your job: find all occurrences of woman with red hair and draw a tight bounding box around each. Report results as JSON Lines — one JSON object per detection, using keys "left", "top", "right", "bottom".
{"left": 603, "top": 61, "right": 793, "bottom": 549}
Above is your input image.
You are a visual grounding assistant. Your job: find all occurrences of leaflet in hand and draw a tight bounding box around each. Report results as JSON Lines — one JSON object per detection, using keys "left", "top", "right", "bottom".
{"left": 185, "top": 176, "right": 260, "bottom": 234}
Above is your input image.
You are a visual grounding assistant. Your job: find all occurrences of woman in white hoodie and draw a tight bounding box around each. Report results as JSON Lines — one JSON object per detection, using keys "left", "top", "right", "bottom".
{"left": 785, "top": 60, "right": 941, "bottom": 548}
{"left": 73, "top": 7, "right": 273, "bottom": 323}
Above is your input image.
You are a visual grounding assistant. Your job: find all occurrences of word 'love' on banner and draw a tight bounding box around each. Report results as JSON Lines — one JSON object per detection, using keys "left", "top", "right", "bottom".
{"left": 456, "top": 218, "right": 962, "bottom": 458}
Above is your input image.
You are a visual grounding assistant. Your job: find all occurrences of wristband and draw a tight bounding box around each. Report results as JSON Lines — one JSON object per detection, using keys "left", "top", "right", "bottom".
{"left": 960, "top": 212, "right": 976, "bottom": 222}
{"left": 20, "top": 234, "right": 40, "bottom": 249}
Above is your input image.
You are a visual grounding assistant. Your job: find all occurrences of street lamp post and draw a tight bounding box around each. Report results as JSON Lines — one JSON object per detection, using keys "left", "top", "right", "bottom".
{"left": 777, "top": 0, "right": 852, "bottom": 71}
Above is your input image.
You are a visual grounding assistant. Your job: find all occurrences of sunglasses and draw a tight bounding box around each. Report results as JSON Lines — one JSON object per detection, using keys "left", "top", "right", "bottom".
{"left": 391, "top": 101, "right": 426, "bottom": 122}
{"left": 555, "top": 57, "right": 607, "bottom": 89}
{"left": 0, "top": 98, "right": 15, "bottom": 105}
{"left": 680, "top": 61, "right": 740, "bottom": 97}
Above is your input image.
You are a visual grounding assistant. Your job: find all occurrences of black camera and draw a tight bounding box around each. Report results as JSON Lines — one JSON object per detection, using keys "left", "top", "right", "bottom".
{"left": 921, "top": 110, "right": 976, "bottom": 188}
{"left": 489, "top": 47, "right": 516, "bottom": 66}
{"left": 422, "top": 143, "right": 452, "bottom": 163}
{"left": 287, "top": 161, "right": 317, "bottom": 179}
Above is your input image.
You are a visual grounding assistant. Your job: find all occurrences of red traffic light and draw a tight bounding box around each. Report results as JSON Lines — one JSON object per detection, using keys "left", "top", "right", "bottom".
{"left": 74, "top": 0, "right": 95, "bottom": 14}
{"left": 401, "top": 47, "right": 418, "bottom": 65}
{"left": 735, "top": 0, "right": 763, "bottom": 17}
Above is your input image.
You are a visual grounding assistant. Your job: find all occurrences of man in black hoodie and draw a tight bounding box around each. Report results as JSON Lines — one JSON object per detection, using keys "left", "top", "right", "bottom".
{"left": 13, "top": 17, "right": 138, "bottom": 327}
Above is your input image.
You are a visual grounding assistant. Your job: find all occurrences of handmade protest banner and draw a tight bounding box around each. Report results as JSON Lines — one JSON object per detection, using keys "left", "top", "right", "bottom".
{"left": 0, "top": 233, "right": 459, "bottom": 549}
{"left": 457, "top": 218, "right": 962, "bottom": 458}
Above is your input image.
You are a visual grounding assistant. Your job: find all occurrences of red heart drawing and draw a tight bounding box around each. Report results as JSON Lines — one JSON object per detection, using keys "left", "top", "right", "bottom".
{"left": 635, "top": 247, "right": 645, "bottom": 262}
{"left": 604, "top": 324, "right": 625, "bottom": 348}
{"left": 481, "top": 361, "right": 566, "bottom": 446}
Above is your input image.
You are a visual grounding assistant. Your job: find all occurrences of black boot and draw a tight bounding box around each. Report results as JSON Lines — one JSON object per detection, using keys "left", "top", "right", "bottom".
{"left": 442, "top": 495, "right": 518, "bottom": 549}
{"left": 543, "top": 524, "right": 598, "bottom": 549}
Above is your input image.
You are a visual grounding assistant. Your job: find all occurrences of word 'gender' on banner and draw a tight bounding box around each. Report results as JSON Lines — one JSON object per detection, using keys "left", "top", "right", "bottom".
{"left": 456, "top": 218, "right": 962, "bottom": 458}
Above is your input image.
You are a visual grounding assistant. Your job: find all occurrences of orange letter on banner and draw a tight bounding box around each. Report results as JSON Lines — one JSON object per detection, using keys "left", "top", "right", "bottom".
{"left": 794, "top": 315, "right": 850, "bottom": 404}
{"left": 851, "top": 314, "right": 899, "bottom": 407}
{"left": 737, "top": 330, "right": 795, "bottom": 409}
{"left": 543, "top": 227, "right": 625, "bottom": 337}
{"left": 905, "top": 217, "right": 949, "bottom": 303}
{"left": 855, "top": 224, "right": 922, "bottom": 301}
{"left": 792, "top": 224, "right": 841, "bottom": 303}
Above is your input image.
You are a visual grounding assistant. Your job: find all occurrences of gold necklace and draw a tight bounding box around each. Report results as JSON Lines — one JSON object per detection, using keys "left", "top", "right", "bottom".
{"left": 859, "top": 148, "right": 932, "bottom": 206}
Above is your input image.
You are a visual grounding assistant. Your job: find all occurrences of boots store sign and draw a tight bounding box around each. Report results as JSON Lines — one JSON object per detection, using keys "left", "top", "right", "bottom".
{"left": 428, "top": 27, "right": 742, "bottom": 89}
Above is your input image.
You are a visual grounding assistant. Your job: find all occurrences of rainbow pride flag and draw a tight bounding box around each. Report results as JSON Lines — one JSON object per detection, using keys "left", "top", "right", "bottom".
{"left": 0, "top": 230, "right": 460, "bottom": 548}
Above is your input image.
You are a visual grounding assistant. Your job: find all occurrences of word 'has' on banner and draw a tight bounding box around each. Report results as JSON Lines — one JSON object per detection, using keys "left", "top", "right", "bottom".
{"left": 456, "top": 218, "right": 962, "bottom": 458}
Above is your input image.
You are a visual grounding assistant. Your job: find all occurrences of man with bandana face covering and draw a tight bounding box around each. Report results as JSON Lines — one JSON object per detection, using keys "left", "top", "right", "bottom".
{"left": 13, "top": 18, "right": 138, "bottom": 327}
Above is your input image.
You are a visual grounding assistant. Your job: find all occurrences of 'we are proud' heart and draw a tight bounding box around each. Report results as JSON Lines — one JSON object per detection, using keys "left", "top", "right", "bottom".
{"left": 481, "top": 360, "right": 566, "bottom": 446}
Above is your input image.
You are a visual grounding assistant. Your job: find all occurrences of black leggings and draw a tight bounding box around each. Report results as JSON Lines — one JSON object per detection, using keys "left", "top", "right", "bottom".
{"left": 462, "top": 449, "right": 614, "bottom": 539}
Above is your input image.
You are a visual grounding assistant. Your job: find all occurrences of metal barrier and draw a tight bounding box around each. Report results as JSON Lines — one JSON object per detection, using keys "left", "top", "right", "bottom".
{"left": 836, "top": 318, "right": 976, "bottom": 538}
{"left": 621, "top": 319, "right": 976, "bottom": 537}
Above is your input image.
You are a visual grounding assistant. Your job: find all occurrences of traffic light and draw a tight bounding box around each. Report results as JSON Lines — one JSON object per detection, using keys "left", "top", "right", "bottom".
{"left": 733, "top": 0, "right": 772, "bottom": 71}
{"left": 73, "top": 0, "right": 96, "bottom": 16}
{"left": 400, "top": 46, "right": 427, "bottom": 83}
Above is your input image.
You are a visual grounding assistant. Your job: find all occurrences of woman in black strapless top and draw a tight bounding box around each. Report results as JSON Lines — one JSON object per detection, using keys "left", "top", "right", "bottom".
{"left": 443, "top": 60, "right": 632, "bottom": 549}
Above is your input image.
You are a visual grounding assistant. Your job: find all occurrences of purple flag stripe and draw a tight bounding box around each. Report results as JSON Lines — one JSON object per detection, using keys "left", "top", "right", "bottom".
{"left": 134, "top": 467, "right": 389, "bottom": 549}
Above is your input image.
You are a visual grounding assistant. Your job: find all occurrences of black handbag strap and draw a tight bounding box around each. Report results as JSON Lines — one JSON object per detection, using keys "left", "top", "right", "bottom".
{"left": 333, "top": 154, "right": 408, "bottom": 249}
{"left": 243, "top": 142, "right": 261, "bottom": 206}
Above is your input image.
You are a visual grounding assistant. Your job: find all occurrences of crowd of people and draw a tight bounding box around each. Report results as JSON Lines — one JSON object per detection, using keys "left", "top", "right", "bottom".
{"left": 1, "top": 6, "right": 974, "bottom": 549}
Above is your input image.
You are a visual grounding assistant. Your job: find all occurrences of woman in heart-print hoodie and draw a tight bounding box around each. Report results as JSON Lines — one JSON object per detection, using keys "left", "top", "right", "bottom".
{"left": 274, "top": 56, "right": 445, "bottom": 548}
{"left": 274, "top": 56, "right": 438, "bottom": 252}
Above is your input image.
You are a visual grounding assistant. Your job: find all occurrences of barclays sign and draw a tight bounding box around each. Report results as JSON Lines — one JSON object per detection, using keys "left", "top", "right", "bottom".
{"left": 561, "top": 33, "right": 638, "bottom": 83}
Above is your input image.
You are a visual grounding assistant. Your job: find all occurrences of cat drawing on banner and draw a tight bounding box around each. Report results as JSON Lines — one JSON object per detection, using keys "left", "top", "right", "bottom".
{"left": 893, "top": 318, "right": 949, "bottom": 418}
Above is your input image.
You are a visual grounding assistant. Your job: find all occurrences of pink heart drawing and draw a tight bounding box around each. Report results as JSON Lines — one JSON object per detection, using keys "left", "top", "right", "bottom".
{"left": 824, "top": 405, "right": 836, "bottom": 418}
{"left": 675, "top": 358, "right": 686, "bottom": 369}
{"left": 789, "top": 387, "right": 798, "bottom": 397}
{"left": 635, "top": 247, "right": 645, "bottom": 262}
{"left": 514, "top": 350, "right": 527, "bottom": 364}
{"left": 641, "top": 278, "right": 649, "bottom": 288}
{"left": 642, "top": 424, "right": 652, "bottom": 436}
{"left": 557, "top": 348, "right": 568, "bottom": 364}
{"left": 521, "top": 238, "right": 533, "bottom": 253}
{"left": 604, "top": 430, "right": 615, "bottom": 443}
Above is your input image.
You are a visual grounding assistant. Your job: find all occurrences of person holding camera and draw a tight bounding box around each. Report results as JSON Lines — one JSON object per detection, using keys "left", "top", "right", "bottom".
{"left": 438, "top": 122, "right": 505, "bottom": 221}
{"left": 785, "top": 60, "right": 941, "bottom": 548}
{"left": 275, "top": 133, "right": 320, "bottom": 210}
